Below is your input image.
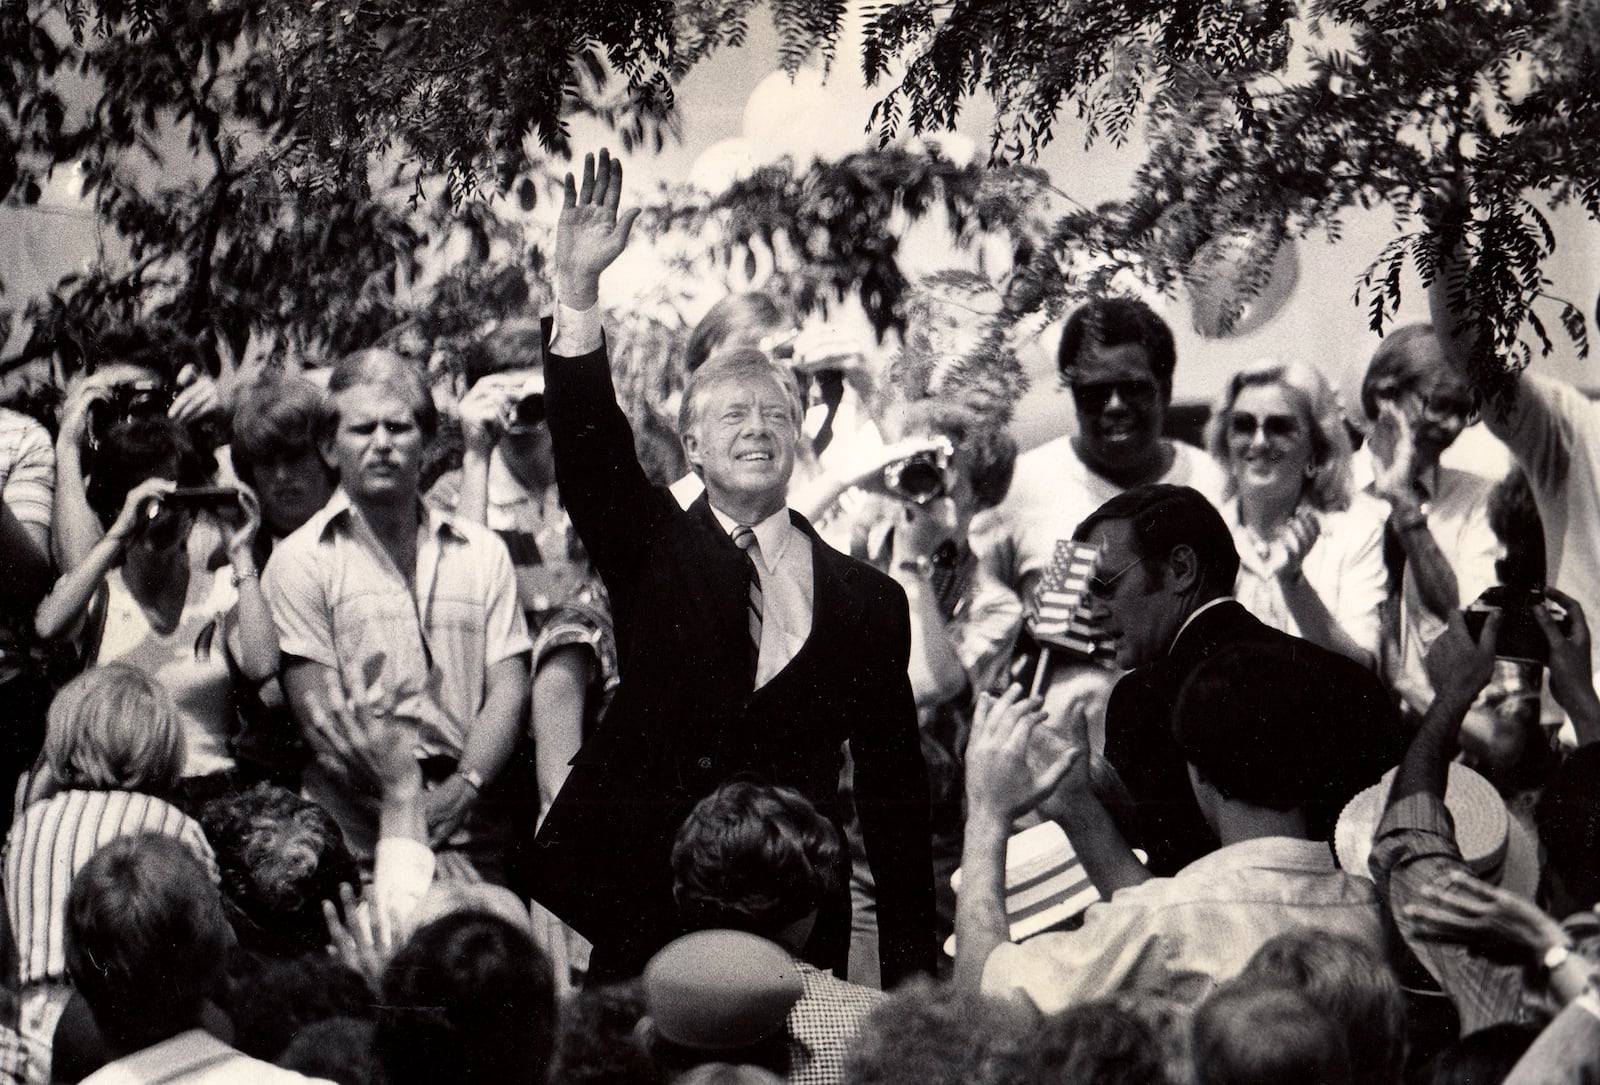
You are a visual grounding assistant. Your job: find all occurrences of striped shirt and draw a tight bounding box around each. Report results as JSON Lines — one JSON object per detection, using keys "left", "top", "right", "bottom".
{"left": 4, "top": 789, "right": 217, "bottom": 987}
{"left": 0, "top": 408, "right": 53, "bottom": 532}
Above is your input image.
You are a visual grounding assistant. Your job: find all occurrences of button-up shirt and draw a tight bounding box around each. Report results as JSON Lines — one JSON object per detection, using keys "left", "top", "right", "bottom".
{"left": 982, "top": 836, "right": 1385, "bottom": 1014}
{"left": 263, "top": 489, "right": 531, "bottom": 859}
{"left": 710, "top": 503, "right": 814, "bottom": 688}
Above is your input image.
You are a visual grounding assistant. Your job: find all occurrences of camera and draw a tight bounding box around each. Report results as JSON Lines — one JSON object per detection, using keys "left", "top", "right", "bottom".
{"left": 1462, "top": 585, "right": 1570, "bottom": 665}
{"left": 499, "top": 392, "right": 546, "bottom": 433}
{"left": 883, "top": 437, "right": 955, "bottom": 506}
{"left": 89, "top": 379, "right": 175, "bottom": 449}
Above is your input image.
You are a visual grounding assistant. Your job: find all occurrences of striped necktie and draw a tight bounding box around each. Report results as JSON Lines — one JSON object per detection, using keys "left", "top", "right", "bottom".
{"left": 731, "top": 524, "right": 763, "bottom": 680}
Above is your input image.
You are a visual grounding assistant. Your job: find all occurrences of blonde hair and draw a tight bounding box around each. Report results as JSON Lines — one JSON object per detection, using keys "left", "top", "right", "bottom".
{"left": 45, "top": 664, "right": 186, "bottom": 792}
{"left": 1205, "top": 359, "right": 1354, "bottom": 513}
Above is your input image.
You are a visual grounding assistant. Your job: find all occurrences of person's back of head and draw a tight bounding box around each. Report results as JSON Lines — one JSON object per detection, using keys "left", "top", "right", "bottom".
{"left": 1417, "top": 1023, "right": 1541, "bottom": 1085}
{"left": 671, "top": 778, "right": 842, "bottom": 947}
{"left": 66, "top": 834, "right": 234, "bottom": 1055}
{"left": 45, "top": 662, "right": 186, "bottom": 794}
{"left": 841, "top": 979, "right": 1030, "bottom": 1085}
{"left": 220, "top": 950, "right": 372, "bottom": 1064}
{"left": 1074, "top": 484, "right": 1240, "bottom": 602}
{"left": 1007, "top": 999, "right": 1172, "bottom": 1085}
{"left": 1239, "top": 930, "right": 1408, "bottom": 1085}
{"left": 1191, "top": 983, "right": 1351, "bottom": 1085}
{"left": 551, "top": 981, "right": 667, "bottom": 1085}
{"left": 1172, "top": 642, "right": 1324, "bottom": 824}
{"left": 200, "top": 782, "right": 359, "bottom": 958}
{"left": 675, "top": 1065, "right": 786, "bottom": 1085}
{"left": 375, "top": 909, "right": 556, "bottom": 1085}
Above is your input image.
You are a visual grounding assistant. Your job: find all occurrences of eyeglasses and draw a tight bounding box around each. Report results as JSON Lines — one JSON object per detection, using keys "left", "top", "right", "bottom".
{"left": 1086, "top": 555, "right": 1145, "bottom": 600}
{"left": 1071, "top": 379, "right": 1160, "bottom": 414}
{"left": 1228, "top": 411, "right": 1304, "bottom": 443}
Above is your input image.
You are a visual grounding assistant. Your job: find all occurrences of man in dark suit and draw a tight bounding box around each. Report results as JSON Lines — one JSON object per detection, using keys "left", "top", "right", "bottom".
{"left": 1074, "top": 484, "right": 1406, "bottom": 877}
{"left": 528, "top": 149, "right": 934, "bottom": 984}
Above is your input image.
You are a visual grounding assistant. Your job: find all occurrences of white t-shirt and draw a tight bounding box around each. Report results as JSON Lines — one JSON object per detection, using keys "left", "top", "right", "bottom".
{"left": 971, "top": 436, "right": 1227, "bottom": 596}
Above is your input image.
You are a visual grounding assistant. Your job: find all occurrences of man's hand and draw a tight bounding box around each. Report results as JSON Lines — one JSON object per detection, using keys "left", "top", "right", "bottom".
{"left": 1425, "top": 608, "right": 1502, "bottom": 711}
{"left": 323, "top": 882, "right": 396, "bottom": 993}
{"left": 458, "top": 380, "right": 509, "bottom": 458}
{"left": 966, "top": 685, "right": 1079, "bottom": 822}
{"left": 107, "top": 477, "right": 178, "bottom": 547}
{"left": 555, "top": 148, "right": 642, "bottom": 310}
{"left": 1535, "top": 587, "right": 1596, "bottom": 717}
{"left": 169, "top": 364, "right": 226, "bottom": 425}
{"left": 1370, "top": 398, "right": 1421, "bottom": 508}
{"left": 306, "top": 669, "right": 424, "bottom": 799}
{"left": 425, "top": 775, "right": 475, "bottom": 846}
{"left": 1404, "top": 869, "right": 1569, "bottom": 967}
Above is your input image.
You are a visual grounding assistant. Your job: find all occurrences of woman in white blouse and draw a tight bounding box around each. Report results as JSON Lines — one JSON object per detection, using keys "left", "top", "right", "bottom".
{"left": 1206, "top": 360, "right": 1388, "bottom": 668}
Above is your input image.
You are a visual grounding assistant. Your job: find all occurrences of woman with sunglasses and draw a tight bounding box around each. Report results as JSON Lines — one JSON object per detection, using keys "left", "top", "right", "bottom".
{"left": 33, "top": 416, "right": 278, "bottom": 808}
{"left": 1204, "top": 360, "right": 1388, "bottom": 668}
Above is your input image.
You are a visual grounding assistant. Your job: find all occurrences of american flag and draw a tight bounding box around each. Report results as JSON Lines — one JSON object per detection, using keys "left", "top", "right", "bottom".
{"left": 1030, "top": 539, "right": 1110, "bottom": 661}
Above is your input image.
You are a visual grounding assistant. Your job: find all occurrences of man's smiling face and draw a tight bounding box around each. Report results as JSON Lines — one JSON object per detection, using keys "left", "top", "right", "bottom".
{"left": 682, "top": 372, "right": 798, "bottom": 514}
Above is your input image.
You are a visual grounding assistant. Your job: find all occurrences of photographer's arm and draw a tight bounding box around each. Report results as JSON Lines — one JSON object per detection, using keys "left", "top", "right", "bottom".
{"left": 35, "top": 478, "right": 174, "bottom": 642}
{"left": 52, "top": 388, "right": 106, "bottom": 571}
{"left": 1536, "top": 588, "right": 1600, "bottom": 746}
{"left": 1390, "top": 610, "right": 1500, "bottom": 807}
{"left": 224, "top": 487, "right": 279, "bottom": 684}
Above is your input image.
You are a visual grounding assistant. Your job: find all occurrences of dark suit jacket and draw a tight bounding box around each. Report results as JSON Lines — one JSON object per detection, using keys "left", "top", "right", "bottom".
{"left": 530, "top": 342, "right": 935, "bottom": 983}
{"left": 1102, "top": 599, "right": 1406, "bottom": 876}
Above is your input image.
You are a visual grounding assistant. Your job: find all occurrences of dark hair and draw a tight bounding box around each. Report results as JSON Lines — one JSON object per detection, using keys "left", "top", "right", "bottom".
{"left": 1004, "top": 1000, "right": 1172, "bottom": 1085}
{"left": 1486, "top": 468, "right": 1545, "bottom": 590}
{"left": 222, "top": 952, "right": 373, "bottom": 1063}
{"left": 1535, "top": 744, "right": 1600, "bottom": 908}
{"left": 1360, "top": 324, "right": 1454, "bottom": 421}
{"left": 320, "top": 349, "right": 439, "bottom": 445}
{"left": 1074, "top": 484, "right": 1240, "bottom": 597}
{"left": 66, "top": 835, "right": 233, "bottom": 1051}
{"left": 685, "top": 294, "right": 787, "bottom": 374}
{"left": 462, "top": 318, "right": 545, "bottom": 387}
{"left": 841, "top": 979, "right": 1030, "bottom": 1085}
{"left": 1058, "top": 297, "right": 1176, "bottom": 394}
{"left": 277, "top": 1017, "right": 381, "bottom": 1085}
{"left": 1191, "top": 983, "right": 1351, "bottom": 1085}
{"left": 231, "top": 374, "right": 332, "bottom": 488}
{"left": 551, "top": 982, "right": 667, "bottom": 1085}
{"left": 1240, "top": 931, "right": 1408, "bottom": 1085}
{"left": 1417, "top": 1024, "right": 1540, "bottom": 1085}
{"left": 200, "top": 783, "right": 359, "bottom": 958}
{"left": 894, "top": 400, "right": 1017, "bottom": 512}
{"left": 672, "top": 780, "right": 842, "bottom": 939}
{"left": 85, "top": 415, "right": 213, "bottom": 529}
{"left": 375, "top": 911, "right": 556, "bottom": 1085}
{"left": 1173, "top": 642, "right": 1324, "bottom": 812}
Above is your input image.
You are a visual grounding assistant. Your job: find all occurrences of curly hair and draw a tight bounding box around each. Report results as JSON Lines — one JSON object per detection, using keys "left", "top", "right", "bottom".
{"left": 1205, "top": 358, "right": 1355, "bottom": 513}
{"left": 200, "top": 783, "right": 358, "bottom": 958}
{"left": 841, "top": 980, "right": 1030, "bottom": 1085}
{"left": 997, "top": 1000, "right": 1173, "bottom": 1085}
{"left": 671, "top": 779, "right": 842, "bottom": 939}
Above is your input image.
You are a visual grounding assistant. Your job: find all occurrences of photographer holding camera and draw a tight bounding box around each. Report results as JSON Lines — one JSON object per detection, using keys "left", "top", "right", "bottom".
{"left": 53, "top": 360, "right": 226, "bottom": 573}
{"left": 811, "top": 398, "right": 1023, "bottom": 979}
{"left": 33, "top": 414, "right": 278, "bottom": 806}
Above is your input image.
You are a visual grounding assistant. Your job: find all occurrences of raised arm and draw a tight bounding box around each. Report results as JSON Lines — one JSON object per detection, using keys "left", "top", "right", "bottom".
{"left": 1390, "top": 609, "right": 1500, "bottom": 806}
{"left": 223, "top": 485, "right": 279, "bottom": 683}
{"left": 35, "top": 477, "right": 175, "bottom": 641}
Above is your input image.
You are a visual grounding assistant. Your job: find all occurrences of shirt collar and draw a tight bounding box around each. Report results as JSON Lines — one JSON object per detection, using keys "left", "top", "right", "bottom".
{"left": 1172, "top": 596, "right": 1235, "bottom": 650}
{"left": 1178, "top": 836, "right": 1338, "bottom": 879}
{"left": 315, "top": 487, "right": 469, "bottom": 544}
{"left": 710, "top": 502, "right": 797, "bottom": 564}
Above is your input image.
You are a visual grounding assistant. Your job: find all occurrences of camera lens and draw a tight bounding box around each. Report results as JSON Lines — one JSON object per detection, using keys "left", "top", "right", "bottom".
{"left": 885, "top": 452, "right": 948, "bottom": 505}
{"left": 509, "top": 394, "right": 545, "bottom": 430}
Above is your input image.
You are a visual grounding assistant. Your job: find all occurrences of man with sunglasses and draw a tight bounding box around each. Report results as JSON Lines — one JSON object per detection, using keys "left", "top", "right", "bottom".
{"left": 1359, "top": 325, "right": 1501, "bottom": 718}
{"left": 972, "top": 297, "right": 1225, "bottom": 599}
{"left": 1070, "top": 485, "right": 1404, "bottom": 878}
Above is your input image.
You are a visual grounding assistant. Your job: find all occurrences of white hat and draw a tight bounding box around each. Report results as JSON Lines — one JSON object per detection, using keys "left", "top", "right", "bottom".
{"left": 1333, "top": 763, "right": 1539, "bottom": 899}
{"left": 945, "top": 821, "right": 1110, "bottom": 956}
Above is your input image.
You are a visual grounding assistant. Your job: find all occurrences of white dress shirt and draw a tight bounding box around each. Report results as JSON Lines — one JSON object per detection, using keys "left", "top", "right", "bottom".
{"left": 711, "top": 504, "right": 815, "bottom": 688}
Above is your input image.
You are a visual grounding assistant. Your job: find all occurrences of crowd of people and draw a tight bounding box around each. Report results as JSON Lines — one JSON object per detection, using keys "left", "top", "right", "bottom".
{"left": 0, "top": 144, "right": 1594, "bottom": 1085}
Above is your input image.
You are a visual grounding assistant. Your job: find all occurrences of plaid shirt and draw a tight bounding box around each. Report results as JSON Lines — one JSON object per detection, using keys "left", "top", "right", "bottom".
{"left": 787, "top": 960, "right": 885, "bottom": 1085}
{"left": 1371, "top": 791, "right": 1600, "bottom": 1033}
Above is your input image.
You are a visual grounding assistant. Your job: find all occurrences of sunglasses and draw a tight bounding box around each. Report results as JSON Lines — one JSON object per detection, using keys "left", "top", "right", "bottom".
{"left": 1086, "top": 555, "right": 1145, "bottom": 600}
{"left": 1228, "top": 411, "right": 1304, "bottom": 442}
{"left": 1071, "top": 379, "right": 1160, "bottom": 414}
